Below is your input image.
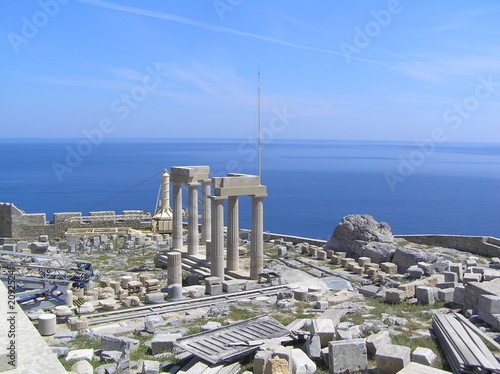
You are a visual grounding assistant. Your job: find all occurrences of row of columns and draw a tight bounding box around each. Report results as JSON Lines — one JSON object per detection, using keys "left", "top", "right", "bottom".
{"left": 170, "top": 168, "right": 266, "bottom": 281}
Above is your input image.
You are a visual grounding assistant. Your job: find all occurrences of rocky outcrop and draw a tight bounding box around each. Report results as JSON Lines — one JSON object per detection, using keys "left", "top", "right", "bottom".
{"left": 325, "top": 215, "right": 398, "bottom": 262}
{"left": 325, "top": 215, "right": 450, "bottom": 273}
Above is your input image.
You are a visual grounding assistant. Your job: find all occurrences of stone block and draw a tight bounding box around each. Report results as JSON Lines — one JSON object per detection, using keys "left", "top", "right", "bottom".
{"left": 71, "top": 360, "right": 93, "bottom": 374}
{"left": 358, "top": 257, "right": 371, "bottom": 266}
{"left": 291, "top": 348, "right": 316, "bottom": 374}
{"left": 145, "top": 292, "right": 165, "bottom": 304}
{"left": 99, "top": 299, "right": 119, "bottom": 311}
{"left": 359, "top": 285, "right": 380, "bottom": 298}
{"left": 417, "top": 262, "right": 433, "bottom": 275}
{"left": 453, "top": 285, "right": 465, "bottom": 305}
{"left": 397, "top": 362, "right": 453, "bottom": 373}
{"left": 308, "top": 292, "right": 323, "bottom": 302}
{"left": 142, "top": 360, "right": 160, "bottom": 374}
{"left": 436, "top": 282, "right": 457, "bottom": 289}
{"left": 366, "top": 268, "right": 379, "bottom": 277}
{"left": 151, "top": 333, "right": 182, "bottom": 355}
{"left": 398, "top": 283, "right": 416, "bottom": 299}
{"left": 366, "top": 330, "right": 391, "bottom": 356}
{"left": 335, "top": 252, "right": 346, "bottom": 259}
{"left": 317, "top": 250, "right": 327, "bottom": 260}
{"left": 204, "top": 276, "right": 221, "bottom": 286}
{"left": 385, "top": 289, "right": 406, "bottom": 304}
{"left": 463, "top": 273, "right": 482, "bottom": 284}
{"left": 478, "top": 295, "right": 500, "bottom": 325}
{"left": 310, "top": 319, "right": 335, "bottom": 347}
{"left": 315, "top": 301, "right": 329, "bottom": 310}
{"left": 484, "top": 269, "right": 500, "bottom": 281}
{"left": 254, "top": 350, "right": 272, "bottom": 374}
{"left": 222, "top": 281, "right": 239, "bottom": 293}
{"left": 328, "top": 339, "right": 367, "bottom": 373}
{"left": 270, "top": 356, "right": 289, "bottom": 374}
{"left": 449, "top": 263, "right": 464, "bottom": 282}
{"left": 305, "top": 335, "right": 322, "bottom": 359}
{"left": 330, "top": 255, "right": 341, "bottom": 265}
{"left": 66, "top": 349, "right": 94, "bottom": 361}
{"left": 347, "top": 261, "right": 358, "bottom": 271}
{"left": 437, "top": 288, "right": 455, "bottom": 303}
{"left": 341, "top": 257, "right": 356, "bottom": 268}
{"left": 352, "top": 265, "right": 364, "bottom": 275}
{"left": 365, "top": 263, "right": 380, "bottom": 270}
{"left": 375, "top": 343, "right": 411, "bottom": 374}
{"left": 381, "top": 262, "right": 398, "bottom": 275}
{"left": 206, "top": 284, "right": 223, "bottom": 296}
{"left": 407, "top": 265, "right": 424, "bottom": 279}
{"left": 443, "top": 271, "right": 458, "bottom": 283}
{"left": 101, "top": 335, "right": 139, "bottom": 353}
{"left": 415, "top": 286, "right": 435, "bottom": 305}
{"left": 243, "top": 280, "right": 258, "bottom": 290}
{"left": 188, "top": 286, "right": 205, "bottom": 298}
{"left": 200, "top": 321, "right": 222, "bottom": 331}
{"left": 412, "top": 347, "right": 437, "bottom": 366}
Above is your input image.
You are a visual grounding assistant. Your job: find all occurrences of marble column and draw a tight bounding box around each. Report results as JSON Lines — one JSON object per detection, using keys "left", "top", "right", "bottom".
{"left": 250, "top": 195, "right": 265, "bottom": 280}
{"left": 210, "top": 196, "right": 225, "bottom": 279}
{"left": 227, "top": 196, "right": 239, "bottom": 271}
{"left": 172, "top": 181, "right": 183, "bottom": 250}
{"left": 201, "top": 180, "right": 211, "bottom": 245}
{"left": 187, "top": 182, "right": 200, "bottom": 255}
{"left": 167, "top": 251, "right": 182, "bottom": 285}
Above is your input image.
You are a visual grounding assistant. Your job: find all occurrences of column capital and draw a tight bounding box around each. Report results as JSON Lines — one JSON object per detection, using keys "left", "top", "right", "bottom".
{"left": 188, "top": 182, "right": 201, "bottom": 187}
{"left": 250, "top": 193, "right": 267, "bottom": 199}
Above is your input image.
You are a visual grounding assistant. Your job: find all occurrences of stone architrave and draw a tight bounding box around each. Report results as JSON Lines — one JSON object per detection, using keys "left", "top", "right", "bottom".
{"left": 211, "top": 174, "right": 267, "bottom": 280}
{"left": 170, "top": 166, "right": 210, "bottom": 253}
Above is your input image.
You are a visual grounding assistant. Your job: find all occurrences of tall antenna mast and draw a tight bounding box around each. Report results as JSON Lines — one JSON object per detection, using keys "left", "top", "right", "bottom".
{"left": 257, "top": 68, "right": 262, "bottom": 180}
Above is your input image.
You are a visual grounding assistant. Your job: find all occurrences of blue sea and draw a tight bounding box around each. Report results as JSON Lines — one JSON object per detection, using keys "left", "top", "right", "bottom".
{"left": 0, "top": 139, "right": 499, "bottom": 239}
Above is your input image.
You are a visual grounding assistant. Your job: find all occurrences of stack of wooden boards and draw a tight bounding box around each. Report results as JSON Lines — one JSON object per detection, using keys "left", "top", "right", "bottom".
{"left": 432, "top": 313, "right": 500, "bottom": 373}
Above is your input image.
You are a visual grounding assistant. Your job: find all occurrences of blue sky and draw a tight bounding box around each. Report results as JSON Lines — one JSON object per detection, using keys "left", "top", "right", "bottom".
{"left": 1, "top": 0, "right": 500, "bottom": 142}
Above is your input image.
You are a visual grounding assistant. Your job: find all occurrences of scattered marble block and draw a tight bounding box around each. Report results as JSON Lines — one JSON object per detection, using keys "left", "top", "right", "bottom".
{"left": 399, "top": 363, "right": 453, "bottom": 373}
{"left": 415, "top": 286, "right": 435, "bottom": 305}
{"left": 305, "top": 335, "right": 322, "bottom": 359}
{"left": 201, "top": 321, "right": 222, "bottom": 331}
{"left": 53, "top": 305, "right": 73, "bottom": 317}
{"left": 243, "top": 280, "right": 258, "bottom": 290}
{"left": 330, "top": 255, "right": 341, "bottom": 265}
{"left": 412, "top": 347, "right": 437, "bottom": 366}
{"left": 71, "top": 360, "right": 93, "bottom": 374}
{"left": 417, "top": 262, "right": 433, "bottom": 275}
{"left": 463, "top": 273, "right": 482, "bottom": 284}
{"left": 187, "top": 273, "right": 200, "bottom": 286}
{"left": 453, "top": 285, "right": 465, "bottom": 305}
{"left": 204, "top": 276, "right": 221, "bottom": 286}
{"left": 381, "top": 262, "right": 398, "bottom": 275}
{"left": 366, "top": 330, "right": 392, "bottom": 356}
{"left": 437, "top": 288, "right": 454, "bottom": 303}
{"left": 310, "top": 319, "right": 335, "bottom": 347}
{"left": 443, "top": 271, "right": 458, "bottom": 283}
{"left": 206, "top": 284, "right": 223, "bottom": 296}
{"left": 188, "top": 286, "right": 205, "bottom": 298}
{"left": 291, "top": 348, "right": 316, "bottom": 374}
{"left": 398, "top": 283, "right": 416, "bottom": 299}
{"left": 317, "top": 250, "right": 327, "bottom": 260}
{"left": 101, "top": 335, "right": 139, "bottom": 353}
{"left": 358, "top": 257, "right": 371, "bottom": 267}
{"left": 293, "top": 289, "right": 308, "bottom": 302}
{"left": 386, "top": 289, "right": 406, "bottom": 304}
{"left": 449, "top": 263, "right": 464, "bottom": 282}
{"left": 375, "top": 344, "right": 411, "bottom": 374}
{"left": 151, "top": 333, "right": 182, "bottom": 355}
{"left": 328, "top": 339, "right": 367, "bottom": 374}
{"left": 142, "top": 360, "right": 160, "bottom": 374}
{"left": 315, "top": 300, "right": 329, "bottom": 310}
{"left": 436, "top": 282, "right": 457, "bottom": 289}
{"left": 341, "top": 258, "right": 356, "bottom": 268}
{"left": 100, "top": 350, "right": 123, "bottom": 363}
{"left": 77, "top": 302, "right": 95, "bottom": 314}
{"left": 408, "top": 265, "right": 424, "bottom": 279}
{"left": 145, "top": 292, "right": 165, "bottom": 304}
{"left": 359, "top": 285, "right": 380, "bottom": 298}
{"left": 99, "top": 299, "right": 119, "bottom": 311}
{"left": 222, "top": 281, "right": 239, "bottom": 293}
{"left": 124, "top": 296, "right": 141, "bottom": 307}
{"left": 66, "top": 348, "right": 94, "bottom": 361}
{"left": 269, "top": 356, "right": 289, "bottom": 374}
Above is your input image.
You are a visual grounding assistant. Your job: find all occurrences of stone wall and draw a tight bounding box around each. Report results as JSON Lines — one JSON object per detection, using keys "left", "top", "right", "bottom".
{"left": 396, "top": 235, "right": 500, "bottom": 258}
{"left": 239, "top": 229, "right": 327, "bottom": 247}
{"left": 0, "top": 202, "right": 150, "bottom": 241}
